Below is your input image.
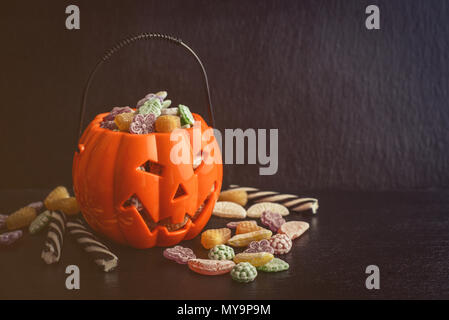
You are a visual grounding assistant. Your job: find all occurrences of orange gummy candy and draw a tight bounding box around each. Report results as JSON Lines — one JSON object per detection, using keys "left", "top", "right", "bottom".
{"left": 201, "top": 228, "right": 231, "bottom": 249}
{"left": 155, "top": 115, "right": 181, "bottom": 133}
{"left": 236, "top": 221, "right": 261, "bottom": 235}
{"left": 114, "top": 112, "right": 135, "bottom": 132}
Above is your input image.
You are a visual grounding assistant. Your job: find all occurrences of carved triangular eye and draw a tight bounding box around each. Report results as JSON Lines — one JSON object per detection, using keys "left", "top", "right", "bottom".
{"left": 137, "top": 160, "right": 163, "bottom": 176}
{"left": 173, "top": 183, "right": 187, "bottom": 200}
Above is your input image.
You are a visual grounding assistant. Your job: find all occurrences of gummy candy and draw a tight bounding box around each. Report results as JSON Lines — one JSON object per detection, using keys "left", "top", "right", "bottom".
{"left": 155, "top": 91, "right": 168, "bottom": 100}
{"left": 234, "top": 252, "right": 274, "bottom": 267}
{"left": 226, "top": 220, "right": 257, "bottom": 229}
{"left": 208, "top": 244, "right": 235, "bottom": 260}
{"left": 6, "top": 206, "right": 37, "bottom": 230}
{"left": 44, "top": 186, "right": 70, "bottom": 210}
{"left": 100, "top": 120, "right": 118, "bottom": 130}
{"left": 130, "top": 113, "right": 156, "bottom": 134}
{"left": 227, "top": 228, "right": 272, "bottom": 247}
{"left": 138, "top": 98, "right": 162, "bottom": 117}
{"left": 162, "top": 100, "right": 172, "bottom": 108}
{"left": 257, "top": 258, "right": 289, "bottom": 272}
{"left": 201, "top": 228, "right": 231, "bottom": 249}
{"left": 163, "top": 245, "right": 196, "bottom": 264}
{"left": 0, "top": 230, "right": 23, "bottom": 246}
{"left": 178, "top": 104, "right": 195, "bottom": 126}
{"left": 243, "top": 239, "right": 275, "bottom": 254}
{"left": 29, "top": 210, "right": 52, "bottom": 234}
{"left": 230, "top": 262, "right": 257, "bottom": 283}
{"left": 161, "top": 107, "right": 178, "bottom": 116}
{"left": 27, "top": 201, "right": 44, "bottom": 213}
{"left": 51, "top": 197, "right": 80, "bottom": 216}
{"left": 155, "top": 115, "right": 181, "bottom": 133}
{"left": 260, "top": 210, "right": 286, "bottom": 232}
{"left": 269, "top": 234, "right": 292, "bottom": 255}
{"left": 188, "top": 259, "right": 235, "bottom": 275}
{"left": 247, "top": 202, "right": 289, "bottom": 218}
{"left": 236, "top": 221, "right": 261, "bottom": 234}
{"left": 218, "top": 189, "right": 248, "bottom": 206}
{"left": 212, "top": 201, "right": 247, "bottom": 219}
{"left": 103, "top": 106, "right": 134, "bottom": 121}
{"left": 114, "top": 112, "right": 135, "bottom": 131}
{"left": 278, "top": 221, "right": 310, "bottom": 240}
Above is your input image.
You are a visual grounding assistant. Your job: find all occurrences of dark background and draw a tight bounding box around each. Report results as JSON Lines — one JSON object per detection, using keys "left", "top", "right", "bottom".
{"left": 0, "top": 0, "right": 448, "bottom": 191}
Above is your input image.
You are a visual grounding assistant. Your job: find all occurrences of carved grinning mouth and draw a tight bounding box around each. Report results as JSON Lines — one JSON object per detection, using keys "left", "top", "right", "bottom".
{"left": 123, "top": 183, "right": 216, "bottom": 232}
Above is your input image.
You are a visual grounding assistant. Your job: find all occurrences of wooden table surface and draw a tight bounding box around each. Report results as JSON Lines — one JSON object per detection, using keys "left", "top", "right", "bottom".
{"left": 1, "top": 188, "right": 448, "bottom": 299}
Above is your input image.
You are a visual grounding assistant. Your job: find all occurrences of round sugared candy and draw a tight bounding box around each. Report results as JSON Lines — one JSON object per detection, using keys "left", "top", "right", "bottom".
{"left": 260, "top": 210, "right": 286, "bottom": 232}
{"left": 257, "top": 258, "right": 289, "bottom": 272}
{"left": 243, "top": 239, "right": 275, "bottom": 254}
{"left": 163, "top": 245, "right": 196, "bottom": 264}
{"left": 130, "top": 113, "right": 156, "bottom": 134}
{"left": 230, "top": 262, "right": 257, "bottom": 283}
{"left": 208, "top": 244, "right": 235, "bottom": 260}
{"left": 188, "top": 259, "right": 235, "bottom": 275}
{"left": 269, "top": 234, "right": 292, "bottom": 255}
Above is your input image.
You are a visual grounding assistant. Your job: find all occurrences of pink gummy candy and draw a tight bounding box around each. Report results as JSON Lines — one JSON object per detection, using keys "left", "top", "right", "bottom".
{"left": 103, "top": 106, "right": 134, "bottom": 121}
{"left": 243, "top": 239, "right": 275, "bottom": 254}
{"left": 260, "top": 210, "right": 286, "bottom": 232}
{"left": 269, "top": 234, "right": 292, "bottom": 255}
{"left": 136, "top": 93, "right": 164, "bottom": 108}
{"left": 100, "top": 120, "right": 118, "bottom": 130}
{"left": 130, "top": 114, "right": 156, "bottom": 134}
{"left": 0, "top": 230, "right": 23, "bottom": 246}
{"left": 163, "top": 245, "right": 196, "bottom": 264}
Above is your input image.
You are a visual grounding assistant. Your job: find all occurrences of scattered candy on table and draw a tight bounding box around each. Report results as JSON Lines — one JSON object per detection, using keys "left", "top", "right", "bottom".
{"left": 243, "top": 239, "right": 275, "bottom": 254}
{"left": 257, "top": 258, "right": 289, "bottom": 272}
{"left": 29, "top": 210, "right": 52, "bottom": 235}
{"left": 226, "top": 220, "right": 257, "bottom": 229}
{"left": 201, "top": 228, "right": 232, "bottom": 249}
{"left": 235, "top": 220, "right": 261, "bottom": 234}
{"left": 208, "top": 244, "right": 235, "bottom": 260}
{"left": 268, "top": 234, "right": 293, "bottom": 255}
{"left": 247, "top": 202, "right": 289, "bottom": 218}
{"left": 278, "top": 221, "right": 310, "bottom": 240}
{"left": 218, "top": 189, "right": 248, "bottom": 207}
{"left": 212, "top": 201, "right": 247, "bottom": 219}
{"left": 227, "top": 228, "right": 272, "bottom": 247}
{"left": 27, "top": 201, "right": 44, "bottom": 213}
{"left": 233, "top": 252, "right": 274, "bottom": 267}
{"left": 163, "top": 245, "right": 196, "bottom": 264}
{"left": 41, "top": 211, "right": 66, "bottom": 264}
{"left": 6, "top": 206, "right": 37, "bottom": 230}
{"left": 260, "top": 210, "right": 286, "bottom": 232}
{"left": 188, "top": 259, "right": 235, "bottom": 275}
{"left": 230, "top": 262, "right": 258, "bottom": 283}
{"left": 50, "top": 197, "right": 80, "bottom": 216}
{"left": 44, "top": 186, "right": 70, "bottom": 210}
{"left": 67, "top": 219, "right": 119, "bottom": 272}
{"left": 0, "top": 230, "right": 23, "bottom": 246}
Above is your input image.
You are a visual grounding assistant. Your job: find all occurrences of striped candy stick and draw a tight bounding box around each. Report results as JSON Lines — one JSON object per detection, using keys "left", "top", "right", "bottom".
{"left": 41, "top": 210, "right": 67, "bottom": 264}
{"left": 67, "top": 219, "right": 118, "bottom": 272}
{"left": 228, "top": 185, "right": 319, "bottom": 214}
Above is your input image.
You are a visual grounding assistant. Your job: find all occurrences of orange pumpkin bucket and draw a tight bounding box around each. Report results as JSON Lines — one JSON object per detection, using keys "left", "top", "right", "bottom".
{"left": 72, "top": 33, "right": 223, "bottom": 249}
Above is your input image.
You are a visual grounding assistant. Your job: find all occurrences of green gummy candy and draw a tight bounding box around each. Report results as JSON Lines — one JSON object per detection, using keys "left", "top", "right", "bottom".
{"left": 162, "top": 99, "right": 172, "bottom": 108}
{"left": 139, "top": 98, "right": 162, "bottom": 117}
{"left": 208, "top": 244, "right": 235, "bottom": 260}
{"left": 178, "top": 104, "right": 194, "bottom": 126}
{"left": 231, "top": 262, "right": 257, "bottom": 283}
{"left": 29, "top": 210, "right": 52, "bottom": 234}
{"left": 257, "top": 258, "right": 289, "bottom": 272}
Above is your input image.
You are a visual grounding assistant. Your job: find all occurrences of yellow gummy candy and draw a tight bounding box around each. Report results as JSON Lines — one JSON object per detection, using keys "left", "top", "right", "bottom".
{"left": 45, "top": 186, "right": 70, "bottom": 210}
{"left": 201, "top": 228, "right": 231, "bottom": 249}
{"left": 227, "top": 228, "right": 272, "bottom": 247}
{"left": 155, "top": 115, "right": 181, "bottom": 133}
{"left": 6, "top": 206, "right": 37, "bottom": 230}
{"left": 234, "top": 252, "right": 274, "bottom": 267}
{"left": 115, "top": 112, "right": 135, "bottom": 131}
{"left": 236, "top": 221, "right": 261, "bottom": 234}
{"left": 52, "top": 197, "right": 80, "bottom": 216}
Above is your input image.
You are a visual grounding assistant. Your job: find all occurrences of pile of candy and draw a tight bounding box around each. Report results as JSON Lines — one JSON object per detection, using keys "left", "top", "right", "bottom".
{"left": 100, "top": 91, "right": 195, "bottom": 134}
{"left": 0, "top": 186, "right": 118, "bottom": 272}
{"left": 163, "top": 186, "right": 313, "bottom": 284}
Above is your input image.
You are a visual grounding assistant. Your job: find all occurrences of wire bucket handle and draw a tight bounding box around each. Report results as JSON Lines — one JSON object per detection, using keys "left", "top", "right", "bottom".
{"left": 77, "top": 33, "right": 215, "bottom": 142}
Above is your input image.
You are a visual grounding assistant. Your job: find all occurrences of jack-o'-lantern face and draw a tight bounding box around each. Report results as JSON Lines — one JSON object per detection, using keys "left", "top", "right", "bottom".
{"left": 72, "top": 113, "right": 222, "bottom": 248}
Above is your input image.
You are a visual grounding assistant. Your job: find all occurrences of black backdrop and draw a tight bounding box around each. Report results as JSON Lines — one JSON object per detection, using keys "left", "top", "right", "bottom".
{"left": 0, "top": 0, "right": 448, "bottom": 192}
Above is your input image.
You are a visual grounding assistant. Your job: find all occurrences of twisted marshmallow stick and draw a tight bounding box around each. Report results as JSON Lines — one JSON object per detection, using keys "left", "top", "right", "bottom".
{"left": 41, "top": 211, "right": 67, "bottom": 264}
{"left": 228, "top": 185, "right": 319, "bottom": 214}
{"left": 67, "top": 219, "right": 118, "bottom": 272}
